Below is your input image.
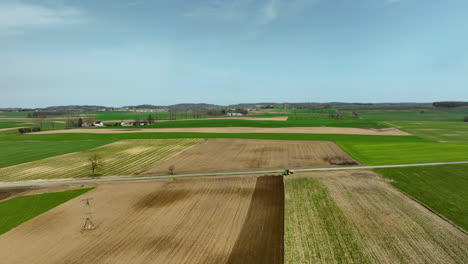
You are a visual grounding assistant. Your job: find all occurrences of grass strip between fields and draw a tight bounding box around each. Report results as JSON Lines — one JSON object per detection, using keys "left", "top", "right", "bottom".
{"left": 0, "top": 188, "right": 93, "bottom": 235}
{"left": 374, "top": 164, "right": 468, "bottom": 231}
{"left": 101, "top": 118, "right": 388, "bottom": 129}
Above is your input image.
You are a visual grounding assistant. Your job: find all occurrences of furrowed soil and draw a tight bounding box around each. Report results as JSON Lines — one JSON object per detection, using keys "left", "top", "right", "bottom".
{"left": 285, "top": 170, "right": 468, "bottom": 264}
{"left": 0, "top": 175, "right": 284, "bottom": 264}
{"left": 144, "top": 138, "right": 358, "bottom": 175}
{"left": 35, "top": 127, "right": 409, "bottom": 135}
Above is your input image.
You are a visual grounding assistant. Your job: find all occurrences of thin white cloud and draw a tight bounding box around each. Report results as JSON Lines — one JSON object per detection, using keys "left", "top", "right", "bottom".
{"left": 0, "top": 1, "right": 86, "bottom": 29}
{"left": 183, "top": 0, "right": 253, "bottom": 21}
{"left": 261, "top": 0, "right": 279, "bottom": 24}
{"left": 260, "top": 0, "right": 320, "bottom": 24}
{"left": 184, "top": 0, "right": 320, "bottom": 25}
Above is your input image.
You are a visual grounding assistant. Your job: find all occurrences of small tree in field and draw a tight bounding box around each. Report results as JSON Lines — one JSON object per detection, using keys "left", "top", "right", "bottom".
{"left": 147, "top": 114, "right": 154, "bottom": 124}
{"left": 168, "top": 165, "right": 175, "bottom": 175}
{"left": 464, "top": 117, "right": 468, "bottom": 122}
{"left": 88, "top": 154, "right": 102, "bottom": 177}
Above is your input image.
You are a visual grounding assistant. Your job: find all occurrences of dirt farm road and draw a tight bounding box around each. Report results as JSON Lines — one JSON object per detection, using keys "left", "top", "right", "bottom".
{"left": 1, "top": 160, "right": 467, "bottom": 189}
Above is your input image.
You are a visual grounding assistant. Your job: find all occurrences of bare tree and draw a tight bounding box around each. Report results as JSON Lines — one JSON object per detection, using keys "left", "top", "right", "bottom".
{"left": 84, "top": 114, "right": 94, "bottom": 125}
{"left": 147, "top": 114, "right": 154, "bottom": 125}
{"left": 328, "top": 111, "right": 344, "bottom": 120}
{"left": 352, "top": 112, "right": 360, "bottom": 119}
{"left": 34, "top": 117, "right": 45, "bottom": 129}
{"left": 168, "top": 165, "right": 175, "bottom": 175}
{"left": 168, "top": 110, "right": 177, "bottom": 120}
{"left": 88, "top": 154, "right": 103, "bottom": 177}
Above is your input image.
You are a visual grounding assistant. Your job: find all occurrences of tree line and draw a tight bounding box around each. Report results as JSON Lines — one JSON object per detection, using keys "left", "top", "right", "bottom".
{"left": 433, "top": 101, "right": 468, "bottom": 108}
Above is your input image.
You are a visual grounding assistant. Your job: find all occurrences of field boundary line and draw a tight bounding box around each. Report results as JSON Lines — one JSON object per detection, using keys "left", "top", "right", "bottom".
{"left": 1, "top": 161, "right": 468, "bottom": 188}
{"left": 377, "top": 176, "right": 468, "bottom": 236}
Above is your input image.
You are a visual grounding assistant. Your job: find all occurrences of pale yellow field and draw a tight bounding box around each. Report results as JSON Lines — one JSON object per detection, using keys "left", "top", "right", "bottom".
{"left": 0, "top": 139, "right": 203, "bottom": 182}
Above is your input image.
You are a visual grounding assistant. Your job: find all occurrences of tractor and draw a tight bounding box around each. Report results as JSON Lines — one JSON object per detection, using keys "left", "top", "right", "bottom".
{"left": 282, "top": 169, "right": 294, "bottom": 176}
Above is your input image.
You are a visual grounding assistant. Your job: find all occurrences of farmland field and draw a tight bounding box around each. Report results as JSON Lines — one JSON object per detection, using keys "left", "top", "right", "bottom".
{"left": 0, "top": 128, "right": 19, "bottom": 136}
{"left": 2, "top": 132, "right": 468, "bottom": 166}
{"left": 36, "top": 126, "right": 408, "bottom": 135}
{"left": 143, "top": 138, "right": 358, "bottom": 175}
{"left": 385, "top": 121, "right": 468, "bottom": 143}
{"left": 0, "top": 121, "right": 31, "bottom": 129}
{"left": 86, "top": 111, "right": 387, "bottom": 128}
{"left": 375, "top": 164, "right": 468, "bottom": 231}
{"left": 285, "top": 171, "right": 468, "bottom": 263}
{"left": 0, "top": 188, "right": 93, "bottom": 235}
{"left": 0, "top": 139, "right": 202, "bottom": 182}
{"left": 0, "top": 175, "right": 284, "bottom": 264}
{"left": 0, "top": 140, "right": 113, "bottom": 168}
{"left": 343, "top": 108, "right": 468, "bottom": 121}
{"left": 139, "top": 118, "right": 388, "bottom": 129}
{"left": 338, "top": 140, "right": 468, "bottom": 165}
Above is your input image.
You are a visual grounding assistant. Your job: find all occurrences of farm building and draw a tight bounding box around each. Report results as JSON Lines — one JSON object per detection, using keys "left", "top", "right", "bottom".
{"left": 227, "top": 112, "right": 244, "bottom": 116}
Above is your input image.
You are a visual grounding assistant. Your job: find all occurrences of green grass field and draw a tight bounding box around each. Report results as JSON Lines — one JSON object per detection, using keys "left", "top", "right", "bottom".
{"left": 338, "top": 141, "right": 468, "bottom": 165}
{"left": 93, "top": 111, "right": 224, "bottom": 121}
{"left": 346, "top": 108, "right": 468, "bottom": 121}
{"left": 0, "top": 140, "right": 113, "bottom": 168}
{"left": 0, "top": 139, "right": 202, "bottom": 181}
{"left": 0, "top": 121, "right": 31, "bottom": 129}
{"left": 0, "top": 188, "right": 93, "bottom": 235}
{"left": 0, "top": 112, "right": 32, "bottom": 118}
{"left": 92, "top": 111, "right": 164, "bottom": 121}
{"left": 0, "top": 129, "right": 18, "bottom": 136}
{"left": 386, "top": 121, "right": 468, "bottom": 143}
{"left": 101, "top": 118, "right": 387, "bottom": 129}
{"left": 375, "top": 164, "right": 468, "bottom": 231}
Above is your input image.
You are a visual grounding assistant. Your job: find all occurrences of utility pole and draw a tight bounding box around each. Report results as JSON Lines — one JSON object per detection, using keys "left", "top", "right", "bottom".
{"left": 81, "top": 198, "right": 96, "bottom": 230}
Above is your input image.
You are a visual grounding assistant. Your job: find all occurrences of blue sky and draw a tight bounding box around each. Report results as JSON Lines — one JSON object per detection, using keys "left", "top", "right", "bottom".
{"left": 1, "top": 0, "right": 467, "bottom": 107}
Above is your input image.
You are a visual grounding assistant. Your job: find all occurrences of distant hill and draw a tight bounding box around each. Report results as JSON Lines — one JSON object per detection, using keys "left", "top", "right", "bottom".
{"left": 1, "top": 102, "right": 437, "bottom": 112}
{"left": 124, "top": 103, "right": 221, "bottom": 110}
{"left": 43, "top": 105, "right": 109, "bottom": 111}
{"left": 167, "top": 103, "right": 221, "bottom": 110}
{"left": 123, "top": 104, "right": 165, "bottom": 110}
{"left": 433, "top": 101, "right": 468, "bottom": 108}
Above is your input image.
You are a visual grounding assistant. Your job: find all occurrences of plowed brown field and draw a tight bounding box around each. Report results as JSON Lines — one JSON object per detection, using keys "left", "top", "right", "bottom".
{"left": 143, "top": 138, "right": 358, "bottom": 175}
{"left": 0, "top": 175, "right": 284, "bottom": 264}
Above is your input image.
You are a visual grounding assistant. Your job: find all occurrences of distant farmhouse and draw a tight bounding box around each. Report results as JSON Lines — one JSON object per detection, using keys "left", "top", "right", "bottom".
{"left": 93, "top": 121, "right": 104, "bottom": 127}
{"left": 227, "top": 112, "right": 244, "bottom": 116}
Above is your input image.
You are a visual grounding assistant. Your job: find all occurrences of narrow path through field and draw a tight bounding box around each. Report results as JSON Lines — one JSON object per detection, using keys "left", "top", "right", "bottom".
{"left": 33, "top": 127, "right": 410, "bottom": 135}
{"left": 1, "top": 161, "right": 467, "bottom": 188}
